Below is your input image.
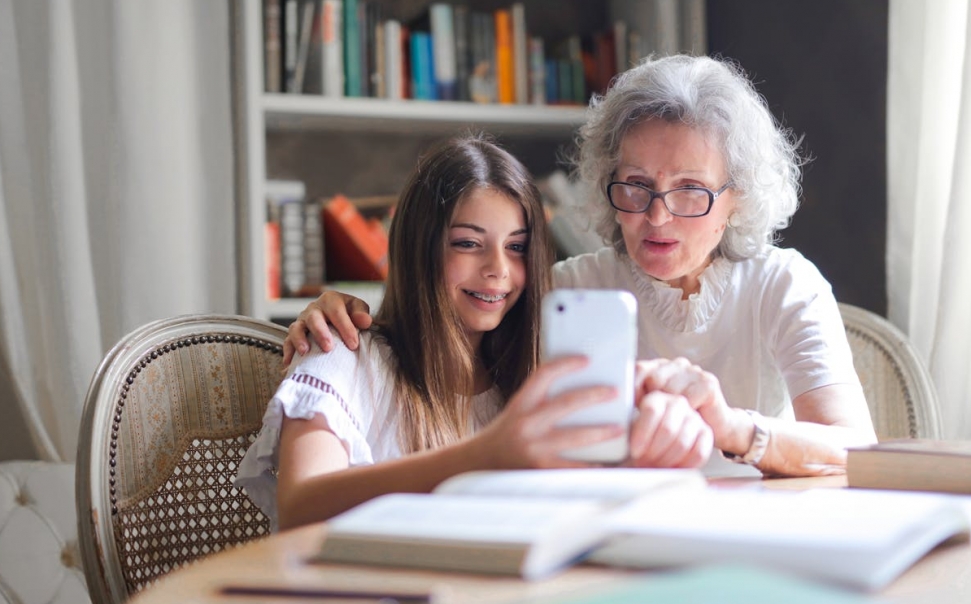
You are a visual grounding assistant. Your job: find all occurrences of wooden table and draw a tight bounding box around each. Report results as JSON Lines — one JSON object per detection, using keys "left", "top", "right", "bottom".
{"left": 128, "top": 477, "right": 971, "bottom": 604}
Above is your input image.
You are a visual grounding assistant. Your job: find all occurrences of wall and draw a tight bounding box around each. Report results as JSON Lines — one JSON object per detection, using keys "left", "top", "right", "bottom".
{"left": 707, "top": 0, "right": 889, "bottom": 315}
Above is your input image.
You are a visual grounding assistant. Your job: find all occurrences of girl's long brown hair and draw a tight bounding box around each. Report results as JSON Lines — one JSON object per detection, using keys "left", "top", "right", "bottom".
{"left": 372, "top": 135, "right": 553, "bottom": 452}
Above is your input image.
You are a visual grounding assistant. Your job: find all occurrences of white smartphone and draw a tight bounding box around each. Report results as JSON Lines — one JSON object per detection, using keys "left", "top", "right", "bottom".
{"left": 541, "top": 288, "right": 638, "bottom": 464}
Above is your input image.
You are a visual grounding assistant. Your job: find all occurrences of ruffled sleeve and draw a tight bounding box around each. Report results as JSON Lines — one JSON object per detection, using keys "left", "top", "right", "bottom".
{"left": 234, "top": 331, "right": 394, "bottom": 530}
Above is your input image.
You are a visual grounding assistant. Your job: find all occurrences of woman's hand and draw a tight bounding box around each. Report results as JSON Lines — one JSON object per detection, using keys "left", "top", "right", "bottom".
{"left": 283, "top": 291, "right": 373, "bottom": 365}
{"left": 626, "top": 389, "right": 713, "bottom": 468}
{"left": 469, "top": 356, "right": 627, "bottom": 469}
{"left": 631, "top": 358, "right": 732, "bottom": 460}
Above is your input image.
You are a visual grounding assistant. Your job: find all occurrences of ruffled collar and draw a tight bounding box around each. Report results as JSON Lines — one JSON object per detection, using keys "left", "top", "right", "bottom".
{"left": 623, "top": 254, "right": 734, "bottom": 333}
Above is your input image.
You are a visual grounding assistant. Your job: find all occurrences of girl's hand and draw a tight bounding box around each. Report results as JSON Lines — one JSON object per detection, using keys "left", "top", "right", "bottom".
{"left": 470, "top": 356, "right": 627, "bottom": 469}
{"left": 283, "top": 291, "right": 373, "bottom": 365}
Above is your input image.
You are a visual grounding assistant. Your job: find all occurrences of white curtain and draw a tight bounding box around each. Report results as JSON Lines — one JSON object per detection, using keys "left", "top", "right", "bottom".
{"left": 887, "top": 0, "right": 971, "bottom": 438}
{"left": 0, "top": 0, "right": 236, "bottom": 461}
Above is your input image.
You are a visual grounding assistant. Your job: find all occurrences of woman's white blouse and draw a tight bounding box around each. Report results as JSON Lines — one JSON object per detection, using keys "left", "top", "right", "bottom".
{"left": 235, "top": 331, "right": 503, "bottom": 530}
{"left": 552, "top": 246, "right": 860, "bottom": 419}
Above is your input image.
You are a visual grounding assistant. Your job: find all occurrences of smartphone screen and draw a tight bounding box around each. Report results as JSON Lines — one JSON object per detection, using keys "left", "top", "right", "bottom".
{"left": 541, "top": 289, "right": 637, "bottom": 464}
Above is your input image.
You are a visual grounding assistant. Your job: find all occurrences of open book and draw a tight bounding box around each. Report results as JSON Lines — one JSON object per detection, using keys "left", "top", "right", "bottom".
{"left": 315, "top": 468, "right": 969, "bottom": 590}
{"left": 314, "top": 468, "right": 704, "bottom": 580}
{"left": 590, "top": 486, "right": 970, "bottom": 591}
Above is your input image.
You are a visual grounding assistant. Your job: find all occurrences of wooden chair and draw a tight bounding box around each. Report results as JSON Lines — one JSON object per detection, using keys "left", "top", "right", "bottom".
{"left": 839, "top": 303, "right": 943, "bottom": 440}
{"left": 76, "top": 314, "right": 286, "bottom": 603}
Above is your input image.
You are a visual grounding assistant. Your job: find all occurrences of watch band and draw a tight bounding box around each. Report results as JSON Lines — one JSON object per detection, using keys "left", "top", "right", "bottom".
{"left": 726, "top": 409, "right": 770, "bottom": 466}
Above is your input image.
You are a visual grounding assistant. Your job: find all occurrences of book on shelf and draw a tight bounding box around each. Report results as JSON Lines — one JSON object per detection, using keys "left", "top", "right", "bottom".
{"left": 342, "top": 0, "right": 361, "bottom": 97}
{"left": 653, "top": 0, "right": 681, "bottom": 57}
{"left": 382, "top": 19, "right": 403, "bottom": 99}
{"left": 314, "top": 468, "right": 968, "bottom": 590}
{"left": 266, "top": 180, "right": 311, "bottom": 297}
{"left": 283, "top": 0, "right": 300, "bottom": 93}
{"left": 305, "top": 0, "right": 343, "bottom": 97}
{"left": 452, "top": 4, "right": 471, "bottom": 101}
{"left": 264, "top": 0, "right": 283, "bottom": 92}
{"left": 493, "top": 9, "right": 514, "bottom": 104}
{"left": 468, "top": 11, "right": 496, "bottom": 103}
{"left": 314, "top": 468, "right": 706, "bottom": 580}
{"left": 528, "top": 36, "right": 545, "bottom": 105}
{"left": 847, "top": 439, "right": 971, "bottom": 495}
{"left": 429, "top": 3, "right": 457, "bottom": 101}
{"left": 264, "top": 221, "right": 282, "bottom": 300}
{"left": 680, "top": 0, "right": 708, "bottom": 56}
{"left": 287, "top": 0, "right": 317, "bottom": 93}
{"left": 322, "top": 194, "right": 389, "bottom": 281}
{"left": 511, "top": 3, "right": 528, "bottom": 104}
{"left": 409, "top": 31, "right": 435, "bottom": 100}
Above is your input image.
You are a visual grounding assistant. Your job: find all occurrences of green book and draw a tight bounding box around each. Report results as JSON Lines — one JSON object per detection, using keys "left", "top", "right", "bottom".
{"left": 343, "top": 0, "right": 361, "bottom": 97}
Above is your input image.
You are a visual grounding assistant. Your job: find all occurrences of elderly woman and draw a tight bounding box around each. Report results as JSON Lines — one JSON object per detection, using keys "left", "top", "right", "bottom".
{"left": 286, "top": 55, "right": 877, "bottom": 477}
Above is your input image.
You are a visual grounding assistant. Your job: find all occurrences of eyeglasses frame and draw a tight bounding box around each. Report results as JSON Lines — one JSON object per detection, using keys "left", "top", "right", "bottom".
{"left": 606, "top": 181, "right": 733, "bottom": 218}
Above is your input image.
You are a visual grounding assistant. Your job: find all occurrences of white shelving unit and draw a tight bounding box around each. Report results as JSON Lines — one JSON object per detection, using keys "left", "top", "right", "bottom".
{"left": 232, "top": 0, "right": 698, "bottom": 323}
{"left": 233, "top": 0, "right": 590, "bottom": 323}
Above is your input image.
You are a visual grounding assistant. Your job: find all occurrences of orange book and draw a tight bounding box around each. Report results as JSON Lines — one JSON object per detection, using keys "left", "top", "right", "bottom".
{"left": 322, "top": 194, "right": 389, "bottom": 281}
{"left": 264, "top": 221, "right": 281, "bottom": 299}
{"left": 494, "top": 9, "right": 514, "bottom": 104}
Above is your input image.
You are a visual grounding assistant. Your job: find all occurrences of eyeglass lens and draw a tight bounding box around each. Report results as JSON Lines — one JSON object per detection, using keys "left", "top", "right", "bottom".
{"left": 610, "top": 183, "right": 711, "bottom": 216}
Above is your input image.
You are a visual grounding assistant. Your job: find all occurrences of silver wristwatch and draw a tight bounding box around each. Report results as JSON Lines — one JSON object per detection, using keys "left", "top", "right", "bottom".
{"left": 726, "top": 409, "right": 770, "bottom": 466}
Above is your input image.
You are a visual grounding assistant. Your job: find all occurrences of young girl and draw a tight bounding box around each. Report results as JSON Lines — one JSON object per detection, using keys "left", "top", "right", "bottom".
{"left": 236, "top": 136, "right": 713, "bottom": 531}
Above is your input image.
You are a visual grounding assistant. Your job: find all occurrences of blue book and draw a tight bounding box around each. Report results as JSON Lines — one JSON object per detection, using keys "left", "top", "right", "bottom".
{"left": 410, "top": 32, "right": 436, "bottom": 100}
{"left": 544, "top": 58, "right": 558, "bottom": 104}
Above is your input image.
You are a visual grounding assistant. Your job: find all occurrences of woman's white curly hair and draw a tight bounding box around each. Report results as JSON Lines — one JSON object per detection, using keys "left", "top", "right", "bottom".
{"left": 573, "top": 54, "right": 804, "bottom": 261}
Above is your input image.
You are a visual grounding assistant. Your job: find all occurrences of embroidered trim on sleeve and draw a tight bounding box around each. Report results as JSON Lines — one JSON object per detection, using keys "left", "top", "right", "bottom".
{"left": 286, "top": 373, "right": 364, "bottom": 434}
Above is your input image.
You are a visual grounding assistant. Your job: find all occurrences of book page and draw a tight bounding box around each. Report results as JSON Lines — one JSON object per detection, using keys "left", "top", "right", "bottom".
{"left": 325, "top": 493, "right": 602, "bottom": 543}
{"left": 433, "top": 468, "right": 705, "bottom": 502}
{"left": 600, "top": 487, "right": 961, "bottom": 547}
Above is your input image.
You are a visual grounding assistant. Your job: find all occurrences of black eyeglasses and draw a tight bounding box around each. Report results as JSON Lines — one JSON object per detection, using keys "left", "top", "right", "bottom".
{"left": 606, "top": 181, "right": 733, "bottom": 217}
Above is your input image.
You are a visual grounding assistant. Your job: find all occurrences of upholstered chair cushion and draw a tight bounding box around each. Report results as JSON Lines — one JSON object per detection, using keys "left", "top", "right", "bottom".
{"left": 0, "top": 461, "right": 90, "bottom": 604}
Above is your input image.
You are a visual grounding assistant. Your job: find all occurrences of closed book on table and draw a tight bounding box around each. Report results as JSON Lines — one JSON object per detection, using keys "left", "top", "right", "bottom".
{"left": 847, "top": 439, "right": 971, "bottom": 494}
{"left": 322, "top": 194, "right": 388, "bottom": 281}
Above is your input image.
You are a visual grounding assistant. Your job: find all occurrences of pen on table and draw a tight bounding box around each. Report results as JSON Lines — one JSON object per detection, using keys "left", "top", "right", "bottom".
{"left": 218, "top": 585, "right": 433, "bottom": 603}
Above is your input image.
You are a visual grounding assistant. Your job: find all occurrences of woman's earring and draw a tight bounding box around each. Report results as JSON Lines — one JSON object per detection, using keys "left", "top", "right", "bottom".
{"left": 727, "top": 213, "right": 741, "bottom": 228}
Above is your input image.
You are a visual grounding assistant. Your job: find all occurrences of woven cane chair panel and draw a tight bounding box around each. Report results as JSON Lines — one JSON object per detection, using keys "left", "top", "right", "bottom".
{"left": 78, "top": 315, "right": 287, "bottom": 604}
{"left": 839, "top": 303, "right": 942, "bottom": 440}
{"left": 114, "top": 434, "right": 268, "bottom": 592}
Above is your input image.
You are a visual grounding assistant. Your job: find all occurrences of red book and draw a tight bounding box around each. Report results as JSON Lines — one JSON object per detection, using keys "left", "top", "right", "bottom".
{"left": 322, "top": 194, "right": 389, "bottom": 281}
{"left": 265, "top": 221, "right": 282, "bottom": 299}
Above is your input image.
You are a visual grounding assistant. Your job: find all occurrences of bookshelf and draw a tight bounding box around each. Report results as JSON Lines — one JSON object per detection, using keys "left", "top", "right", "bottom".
{"left": 232, "top": 0, "right": 704, "bottom": 323}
